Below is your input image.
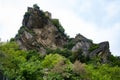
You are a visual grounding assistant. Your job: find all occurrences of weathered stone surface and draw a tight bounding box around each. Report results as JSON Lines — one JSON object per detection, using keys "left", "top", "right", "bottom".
{"left": 71, "top": 34, "right": 111, "bottom": 63}
{"left": 89, "top": 41, "right": 111, "bottom": 63}
{"left": 22, "top": 7, "right": 48, "bottom": 28}
{"left": 72, "top": 34, "right": 92, "bottom": 57}
{"left": 72, "top": 34, "right": 92, "bottom": 51}
{"left": 15, "top": 5, "right": 111, "bottom": 62}
{"left": 16, "top": 6, "right": 68, "bottom": 54}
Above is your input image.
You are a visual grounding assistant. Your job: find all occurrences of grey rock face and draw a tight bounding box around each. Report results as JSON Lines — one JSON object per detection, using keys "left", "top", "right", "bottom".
{"left": 72, "top": 34, "right": 92, "bottom": 51}
{"left": 22, "top": 7, "right": 48, "bottom": 28}
{"left": 15, "top": 5, "right": 111, "bottom": 62}
{"left": 72, "top": 34, "right": 92, "bottom": 56}
{"left": 71, "top": 34, "right": 111, "bottom": 63}
{"left": 16, "top": 6, "right": 68, "bottom": 54}
{"left": 89, "top": 41, "right": 111, "bottom": 63}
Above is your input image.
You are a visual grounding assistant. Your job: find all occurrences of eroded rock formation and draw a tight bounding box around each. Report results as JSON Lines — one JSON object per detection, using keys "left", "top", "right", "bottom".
{"left": 15, "top": 5, "right": 111, "bottom": 62}
{"left": 15, "top": 5, "right": 68, "bottom": 54}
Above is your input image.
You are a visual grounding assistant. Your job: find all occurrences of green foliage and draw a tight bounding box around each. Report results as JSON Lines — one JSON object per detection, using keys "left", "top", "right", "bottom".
{"left": 85, "top": 64, "right": 120, "bottom": 80}
{"left": 89, "top": 44, "right": 99, "bottom": 52}
{"left": 24, "top": 12, "right": 30, "bottom": 18}
{"left": 52, "top": 19, "right": 65, "bottom": 33}
{"left": 23, "top": 11, "right": 30, "bottom": 26}
{"left": 64, "top": 38, "right": 75, "bottom": 50}
{"left": 69, "top": 49, "right": 89, "bottom": 63}
{"left": 15, "top": 34, "right": 20, "bottom": 40}
{"left": 44, "top": 57, "right": 73, "bottom": 80}
{"left": 15, "top": 25, "right": 35, "bottom": 40}
{"left": 15, "top": 26, "right": 26, "bottom": 40}
{"left": 108, "top": 55, "right": 120, "bottom": 67}
{"left": 10, "top": 38, "right": 15, "bottom": 42}
{"left": 18, "top": 26, "right": 25, "bottom": 34}
{"left": 33, "top": 4, "right": 40, "bottom": 10}
{"left": 0, "top": 42, "right": 44, "bottom": 80}
{"left": 87, "top": 56, "right": 102, "bottom": 65}
{"left": 46, "top": 48, "right": 72, "bottom": 58}
{"left": 0, "top": 41, "right": 120, "bottom": 80}
{"left": 42, "top": 54, "right": 64, "bottom": 68}
{"left": 45, "top": 72, "right": 64, "bottom": 80}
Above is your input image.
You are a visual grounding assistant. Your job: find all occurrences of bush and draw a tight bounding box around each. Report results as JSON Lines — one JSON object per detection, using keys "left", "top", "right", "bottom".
{"left": 46, "top": 48, "right": 72, "bottom": 58}
{"left": 108, "top": 55, "right": 120, "bottom": 67}
{"left": 0, "top": 42, "right": 44, "bottom": 80}
{"left": 18, "top": 26, "right": 25, "bottom": 34}
{"left": 85, "top": 64, "right": 120, "bottom": 80}
{"left": 88, "top": 44, "right": 99, "bottom": 52}
{"left": 64, "top": 38, "right": 75, "bottom": 50}
{"left": 51, "top": 19, "right": 65, "bottom": 33}
{"left": 73, "top": 60, "right": 86, "bottom": 75}
{"left": 33, "top": 4, "right": 40, "bottom": 10}
{"left": 0, "top": 41, "right": 120, "bottom": 80}
{"left": 24, "top": 12, "right": 30, "bottom": 18}
{"left": 42, "top": 54, "right": 65, "bottom": 68}
{"left": 45, "top": 58, "right": 73, "bottom": 80}
{"left": 23, "top": 12, "right": 30, "bottom": 26}
{"left": 70, "top": 49, "right": 89, "bottom": 63}
{"left": 10, "top": 38, "right": 15, "bottom": 42}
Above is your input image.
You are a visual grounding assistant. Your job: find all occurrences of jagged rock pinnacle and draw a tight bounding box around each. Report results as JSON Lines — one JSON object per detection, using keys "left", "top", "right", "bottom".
{"left": 15, "top": 5, "right": 68, "bottom": 54}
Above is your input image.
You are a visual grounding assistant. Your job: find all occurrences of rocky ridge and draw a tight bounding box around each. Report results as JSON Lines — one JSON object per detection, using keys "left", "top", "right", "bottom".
{"left": 15, "top": 5, "right": 68, "bottom": 54}
{"left": 15, "top": 5, "right": 111, "bottom": 62}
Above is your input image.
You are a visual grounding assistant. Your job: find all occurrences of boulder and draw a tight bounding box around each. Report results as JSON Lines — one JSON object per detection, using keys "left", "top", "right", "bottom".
{"left": 71, "top": 34, "right": 111, "bottom": 63}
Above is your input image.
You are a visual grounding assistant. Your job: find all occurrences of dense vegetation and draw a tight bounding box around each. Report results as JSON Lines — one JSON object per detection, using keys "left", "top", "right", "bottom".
{"left": 1, "top": 4, "right": 119, "bottom": 80}
{"left": 0, "top": 41, "right": 120, "bottom": 80}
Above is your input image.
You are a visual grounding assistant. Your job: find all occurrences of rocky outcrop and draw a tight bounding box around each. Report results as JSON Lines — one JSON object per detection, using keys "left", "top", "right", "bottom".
{"left": 72, "top": 34, "right": 92, "bottom": 57}
{"left": 89, "top": 41, "right": 111, "bottom": 63}
{"left": 15, "top": 4, "right": 111, "bottom": 62}
{"left": 22, "top": 7, "right": 48, "bottom": 28}
{"left": 15, "top": 5, "right": 68, "bottom": 54}
{"left": 71, "top": 34, "right": 111, "bottom": 63}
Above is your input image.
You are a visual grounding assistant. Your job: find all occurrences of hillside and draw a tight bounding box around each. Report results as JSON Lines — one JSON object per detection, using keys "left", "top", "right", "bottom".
{"left": 0, "top": 4, "right": 120, "bottom": 80}
{"left": 15, "top": 4, "right": 110, "bottom": 63}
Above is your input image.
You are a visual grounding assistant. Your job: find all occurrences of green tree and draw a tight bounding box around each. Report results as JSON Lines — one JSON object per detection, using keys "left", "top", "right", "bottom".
{"left": 42, "top": 54, "right": 65, "bottom": 68}
{"left": 0, "top": 42, "right": 44, "bottom": 80}
{"left": 33, "top": 4, "right": 40, "bottom": 10}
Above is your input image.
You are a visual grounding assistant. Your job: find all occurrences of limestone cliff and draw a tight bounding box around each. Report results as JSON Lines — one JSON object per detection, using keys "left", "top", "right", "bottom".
{"left": 72, "top": 34, "right": 111, "bottom": 63}
{"left": 15, "top": 5, "right": 111, "bottom": 62}
{"left": 15, "top": 5, "right": 68, "bottom": 54}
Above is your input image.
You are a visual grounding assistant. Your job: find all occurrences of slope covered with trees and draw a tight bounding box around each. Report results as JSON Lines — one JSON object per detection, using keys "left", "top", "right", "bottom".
{"left": 0, "top": 41, "right": 120, "bottom": 80}
{"left": 0, "top": 4, "right": 120, "bottom": 80}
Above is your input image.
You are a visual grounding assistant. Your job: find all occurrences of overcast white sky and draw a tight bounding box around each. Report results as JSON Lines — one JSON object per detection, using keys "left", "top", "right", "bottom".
{"left": 0, "top": 0, "right": 120, "bottom": 56}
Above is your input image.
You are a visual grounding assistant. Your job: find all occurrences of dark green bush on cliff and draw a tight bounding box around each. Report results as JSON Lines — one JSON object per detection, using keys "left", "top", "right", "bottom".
{"left": 46, "top": 48, "right": 72, "bottom": 58}
{"left": 108, "top": 55, "right": 120, "bottom": 67}
{"left": 88, "top": 44, "right": 99, "bottom": 52}
{"left": 64, "top": 38, "right": 75, "bottom": 50}
{"left": 24, "top": 12, "right": 30, "bottom": 18}
{"left": 69, "top": 49, "right": 89, "bottom": 63}
{"left": 51, "top": 19, "right": 65, "bottom": 33}
{"left": 33, "top": 4, "right": 40, "bottom": 10}
{"left": 15, "top": 25, "right": 35, "bottom": 40}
